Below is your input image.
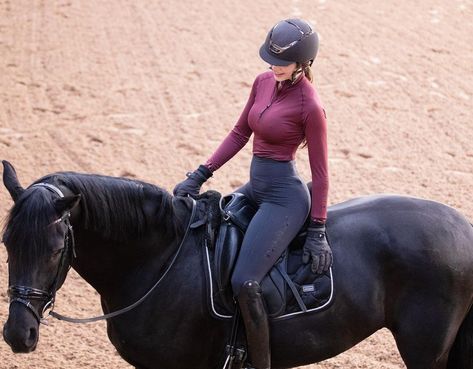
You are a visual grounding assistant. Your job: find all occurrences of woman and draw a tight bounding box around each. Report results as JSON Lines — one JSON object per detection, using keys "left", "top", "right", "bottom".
{"left": 174, "top": 18, "right": 331, "bottom": 369}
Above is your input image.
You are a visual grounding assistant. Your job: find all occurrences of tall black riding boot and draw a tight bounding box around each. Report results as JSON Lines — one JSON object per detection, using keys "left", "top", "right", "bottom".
{"left": 237, "top": 280, "right": 271, "bottom": 369}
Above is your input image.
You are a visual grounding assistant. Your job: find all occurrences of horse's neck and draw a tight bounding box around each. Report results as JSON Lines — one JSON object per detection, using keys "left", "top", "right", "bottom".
{"left": 68, "top": 195, "right": 218, "bottom": 366}
{"left": 69, "top": 194, "right": 194, "bottom": 302}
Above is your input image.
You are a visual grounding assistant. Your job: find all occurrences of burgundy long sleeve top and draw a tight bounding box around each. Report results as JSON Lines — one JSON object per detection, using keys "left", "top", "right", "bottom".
{"left": 205, "top": 71, "right": 329, "bottom": 220}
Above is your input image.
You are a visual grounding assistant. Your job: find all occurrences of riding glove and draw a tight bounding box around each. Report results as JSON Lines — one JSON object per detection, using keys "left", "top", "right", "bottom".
{"left": 302, "top": 220, "right": 333, "bottom": 274}
{"left": 173, "top": 164, "right": 212, "bottom": 198}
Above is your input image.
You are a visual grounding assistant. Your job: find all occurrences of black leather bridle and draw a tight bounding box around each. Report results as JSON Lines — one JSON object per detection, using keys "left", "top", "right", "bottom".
{"left": 7, "top": 183, "right": 76, "bottom": 324}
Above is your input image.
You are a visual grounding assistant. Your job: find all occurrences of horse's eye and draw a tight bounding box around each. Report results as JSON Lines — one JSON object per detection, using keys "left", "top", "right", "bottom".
{"left": 51, "top": 249, "right": 64, "bottom": 258}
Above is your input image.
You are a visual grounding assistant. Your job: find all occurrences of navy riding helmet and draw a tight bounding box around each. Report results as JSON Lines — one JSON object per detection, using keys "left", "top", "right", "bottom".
{"left": 259, "top": 18, "right": 319, "bottom": 66}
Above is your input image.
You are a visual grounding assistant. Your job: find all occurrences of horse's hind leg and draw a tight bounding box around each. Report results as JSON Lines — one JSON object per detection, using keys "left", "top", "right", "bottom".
{"left": 389, "top": 296, "right": 461, "bottom": 369}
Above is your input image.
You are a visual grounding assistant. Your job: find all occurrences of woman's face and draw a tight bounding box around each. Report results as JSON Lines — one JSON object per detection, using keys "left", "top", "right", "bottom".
{"left": 271, "top": 63, "right": 297, "bottom": 82}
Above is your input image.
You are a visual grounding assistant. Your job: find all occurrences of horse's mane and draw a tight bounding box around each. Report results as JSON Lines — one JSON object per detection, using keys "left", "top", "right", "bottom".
{"left": 46, "top": 172, "right": 173, "bottom": 241}
{"left": 3, "top": 172, "right": 173, "bottom": 253}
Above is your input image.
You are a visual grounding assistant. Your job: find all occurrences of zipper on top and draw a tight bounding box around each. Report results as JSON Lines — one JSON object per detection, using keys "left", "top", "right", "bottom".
{"left": 259, "top": 83, "right": 281, "bottom": 119}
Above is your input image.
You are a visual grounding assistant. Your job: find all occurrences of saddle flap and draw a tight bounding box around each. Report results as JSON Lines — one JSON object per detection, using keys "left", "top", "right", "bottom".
{"left": 261, "top": 258, "right": 287, "bottom": 317}
{"left": 214, "top": 193, "right": 257, "bottom": 294}
{"left": 215, "top": 222, "right": 243, "bottom": 294}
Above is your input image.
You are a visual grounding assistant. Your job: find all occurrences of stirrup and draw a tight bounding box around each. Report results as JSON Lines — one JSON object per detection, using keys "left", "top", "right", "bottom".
{"left": 224, "top": 345, "right": 246, "bottom": 369}
{"left": 223, "top": 307, "right": 246, "bottom": 369}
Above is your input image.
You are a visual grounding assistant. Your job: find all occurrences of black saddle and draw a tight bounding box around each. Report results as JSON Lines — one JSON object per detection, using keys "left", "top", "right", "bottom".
{"left": 196, "top": 191, "right": 333, "bottom": 320}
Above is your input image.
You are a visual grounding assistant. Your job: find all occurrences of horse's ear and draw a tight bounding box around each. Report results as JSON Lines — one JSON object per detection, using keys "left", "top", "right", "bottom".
{"left": 2, "top": 160, "right": 25, "bottom": 202}
{"left": 54, "top": 194, "right": 81, "bottom": 215}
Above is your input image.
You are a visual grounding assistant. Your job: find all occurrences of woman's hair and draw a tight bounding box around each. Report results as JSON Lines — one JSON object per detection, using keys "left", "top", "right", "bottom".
{"left": 291, "top": 61, "right": 313, "bottom": 83}
{"left": 301, "top": 61, "right": 313, "bottom": 82}
{"left": 298, "top": 61, "right": 314, "bottom": 148}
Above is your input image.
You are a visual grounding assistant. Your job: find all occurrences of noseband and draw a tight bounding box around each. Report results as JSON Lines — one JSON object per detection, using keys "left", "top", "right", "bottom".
{"left": 7, "top": 183, "right": 76, "bottom": 324}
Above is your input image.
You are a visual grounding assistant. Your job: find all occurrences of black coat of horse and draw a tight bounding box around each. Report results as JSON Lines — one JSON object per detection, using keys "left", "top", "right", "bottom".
{"left": 2, "top": 160, "right": 473, "bottom": 369}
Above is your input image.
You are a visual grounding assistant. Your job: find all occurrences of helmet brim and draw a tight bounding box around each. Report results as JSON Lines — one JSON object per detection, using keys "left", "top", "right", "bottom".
{"left": 259, "top": 44, "right": 294, "bottom": 66}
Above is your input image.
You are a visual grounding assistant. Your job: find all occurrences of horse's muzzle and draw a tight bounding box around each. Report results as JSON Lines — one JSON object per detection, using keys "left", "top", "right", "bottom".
{"left": 3, "top": 306, "right": 39, "bottom": 353}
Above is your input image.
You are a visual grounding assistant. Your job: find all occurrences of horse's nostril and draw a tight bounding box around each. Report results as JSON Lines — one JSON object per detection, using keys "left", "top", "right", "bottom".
{"left": 3, "top": 321, "right": 38, "bottom": 353}
{"left": 27, "top": 327, "right": 37, "bottom": 345}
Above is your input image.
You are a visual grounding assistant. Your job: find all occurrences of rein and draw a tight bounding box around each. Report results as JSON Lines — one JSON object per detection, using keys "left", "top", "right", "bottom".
{"left": 8, "top": 182, "right": 197, "bottom": 324}
{"left": 50, "top": 196, "right": 197, "bottom": 324}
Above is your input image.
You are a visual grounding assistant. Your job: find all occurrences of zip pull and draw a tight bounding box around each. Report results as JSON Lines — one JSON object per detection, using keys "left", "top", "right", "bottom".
{"left": 259, "top": 103, "right": 272, "bottom": 118}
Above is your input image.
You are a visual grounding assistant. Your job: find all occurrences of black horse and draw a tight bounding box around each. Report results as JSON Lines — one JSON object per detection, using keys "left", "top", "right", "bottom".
{"left": 2, "top": 160, "right": 473, "bottom": 369}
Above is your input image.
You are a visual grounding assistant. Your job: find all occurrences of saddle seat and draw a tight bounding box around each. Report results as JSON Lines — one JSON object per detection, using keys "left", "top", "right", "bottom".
{"left": 196, "top": 191, "right": 333, "bottom": 320}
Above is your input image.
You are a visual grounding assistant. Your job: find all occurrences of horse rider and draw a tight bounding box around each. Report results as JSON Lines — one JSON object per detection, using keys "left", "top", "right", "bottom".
{"left": 174, "top": 18, "right": 332, "bottom": 369}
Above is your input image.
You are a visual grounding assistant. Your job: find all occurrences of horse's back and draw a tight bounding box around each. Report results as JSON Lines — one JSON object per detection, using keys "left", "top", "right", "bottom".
{"left": 328, "top": 193, "right": 467, "bottom": 221}
{"left": 328, "top": 194, "right": 473, "bottom": 265}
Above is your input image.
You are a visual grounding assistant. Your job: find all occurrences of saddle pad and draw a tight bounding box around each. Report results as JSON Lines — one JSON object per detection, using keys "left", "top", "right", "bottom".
{"left": 203, "top": 244, "right": 334, "bottom": 321}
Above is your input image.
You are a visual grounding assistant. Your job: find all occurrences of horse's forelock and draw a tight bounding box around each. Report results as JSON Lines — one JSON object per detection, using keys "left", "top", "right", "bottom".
{"left": 3, "top": 188, "right": 57, "bottom": 270}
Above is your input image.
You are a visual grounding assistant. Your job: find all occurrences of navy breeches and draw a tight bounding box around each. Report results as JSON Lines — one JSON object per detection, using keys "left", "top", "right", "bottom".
{"left": 231, "top": 155, "right": 310, "bottom": 296}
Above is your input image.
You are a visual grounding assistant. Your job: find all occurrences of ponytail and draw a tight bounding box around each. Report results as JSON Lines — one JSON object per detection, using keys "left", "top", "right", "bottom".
{"left": 299, "top": 61, "right": 314, "bottom": 148}
{"left": 302, "top": 61, "right": 313, "bottom": 83}
{"left": 291, "top": 61, "right": 314, "bottom": 83}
